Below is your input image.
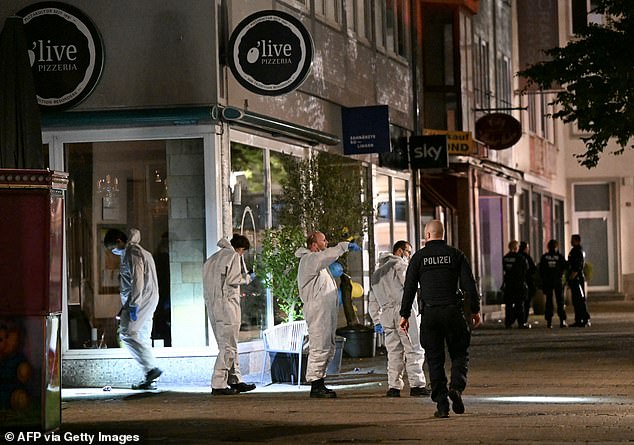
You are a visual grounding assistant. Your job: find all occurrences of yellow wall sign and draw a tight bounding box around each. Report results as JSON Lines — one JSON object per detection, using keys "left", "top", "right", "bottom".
{"left": 423, "top": 130, "right": 476, "bottom": 155}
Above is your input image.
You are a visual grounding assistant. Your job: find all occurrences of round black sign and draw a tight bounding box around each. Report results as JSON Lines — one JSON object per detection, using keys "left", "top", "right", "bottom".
{"left": 228, "top": 10, "right": 313, "bottom": 96}
{"left": 17, "top": 2, "right": 104, "bottom": 110}
{"left": 475, "top": 113, "right": 522, "bottom": 150}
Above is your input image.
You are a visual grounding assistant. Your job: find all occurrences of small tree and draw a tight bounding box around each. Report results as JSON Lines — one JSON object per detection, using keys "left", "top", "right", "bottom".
{"left": 277, "top": 151, "right": 373, "bottom": 326}
{"left": 257, "top": 225, "right": 306, "bottom": 323}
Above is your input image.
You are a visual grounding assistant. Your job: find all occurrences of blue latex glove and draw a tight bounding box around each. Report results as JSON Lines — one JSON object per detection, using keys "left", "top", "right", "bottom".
{"left": 348, "top": 242, "right": 361, "bottom": 252}
{"left": 248, "top": 272, "right": 256, "bottom": 281}
{"left": 374, "top": 324, "right": 384, "bottom": 334}
{"left": 129, "top": 304, "right": 138, "bottom": 322}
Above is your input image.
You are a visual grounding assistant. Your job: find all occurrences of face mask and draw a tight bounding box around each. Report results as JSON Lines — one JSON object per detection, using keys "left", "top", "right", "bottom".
{"left": 111, "top": 247, "right": 125, "bottom": 256}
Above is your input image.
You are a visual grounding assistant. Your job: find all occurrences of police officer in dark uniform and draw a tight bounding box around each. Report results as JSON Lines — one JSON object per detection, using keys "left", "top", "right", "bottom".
{"left": 399, "top": 220, "right": 481, "bottom": 419}
{"left": 539, "top": 239, "right": 568, "bottom": 328}
{"left": 567, "top": 234, "right": 591, "bottom": 327}
{"left": 519, "top": 241, "right": 537, "bottom": 323}
{"left": 502, "top": 240, "right": 529, "bottom": 328}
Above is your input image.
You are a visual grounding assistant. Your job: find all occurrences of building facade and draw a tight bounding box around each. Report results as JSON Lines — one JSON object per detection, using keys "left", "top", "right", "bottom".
{"left": 1, "top": 0, "right": 419, "bottom": 386}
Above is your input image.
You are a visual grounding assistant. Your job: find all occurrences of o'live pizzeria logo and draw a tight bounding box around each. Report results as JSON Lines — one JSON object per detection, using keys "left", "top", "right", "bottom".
{"left": 18, "top": 2, "right": 104, "bottom": 110}
{"left": 228, "top": 10, "right": 313, "bottom": 96}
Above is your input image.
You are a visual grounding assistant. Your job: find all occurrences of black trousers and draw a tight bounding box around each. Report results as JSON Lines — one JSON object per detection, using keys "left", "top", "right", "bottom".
{"left": 543, "top": 283, "right": 566, "bottom": 322}
{"left": 569, "top": 280, "right": 590, "bottom": 324}
{"left": 503, "top": 286, "right": 527, "bottom": 327}
{"left": 420, "top": 305, "right": 471, "bottom": 404}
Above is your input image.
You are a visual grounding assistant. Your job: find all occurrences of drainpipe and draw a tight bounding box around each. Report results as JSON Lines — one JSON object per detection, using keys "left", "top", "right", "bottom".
{"left": 410, "top": 0, "right": 421, "bottom": 246}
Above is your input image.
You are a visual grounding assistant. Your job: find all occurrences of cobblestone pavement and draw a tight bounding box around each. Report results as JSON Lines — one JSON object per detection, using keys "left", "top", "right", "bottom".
{"left": 56, "top": 300, "right": 634, "bottom": 444}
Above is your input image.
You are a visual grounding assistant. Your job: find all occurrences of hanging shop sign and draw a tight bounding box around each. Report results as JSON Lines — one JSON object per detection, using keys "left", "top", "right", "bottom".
{"left": 228, "top": 10, "right": 313, "bottom": 96}
{"left": 17, "top": 2, "right": 105, "bottom": 110}
{"left": 342, "top": 105, "right": 390, "bottom": 155}
{"left": 475, "top": 113, "right": 522, "bottom": 150}
{"left": 409, "top": 135, "right": 448, "bottom": 169}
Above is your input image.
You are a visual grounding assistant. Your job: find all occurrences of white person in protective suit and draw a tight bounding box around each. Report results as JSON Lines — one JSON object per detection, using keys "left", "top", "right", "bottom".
{"left": 203, "top": 234, "right": 257, "bottom": 395}
{"left": 103, "top": 228, "right": 163, "bottom": 390}
{"left": 368, "top": 240, "right": 429, "bottom": 397}
{"left": 295, "top": 231, "right": 361, "bottom": 398}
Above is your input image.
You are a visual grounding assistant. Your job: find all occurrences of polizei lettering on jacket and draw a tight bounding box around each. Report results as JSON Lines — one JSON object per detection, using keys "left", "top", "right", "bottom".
{"left": 422, "top": 255, "right": 452, "bottom": 266}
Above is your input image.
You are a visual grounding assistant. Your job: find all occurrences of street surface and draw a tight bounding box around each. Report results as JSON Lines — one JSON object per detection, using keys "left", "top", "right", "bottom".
{"left": 56, "top": 300, "right": 634, "bottom": 444}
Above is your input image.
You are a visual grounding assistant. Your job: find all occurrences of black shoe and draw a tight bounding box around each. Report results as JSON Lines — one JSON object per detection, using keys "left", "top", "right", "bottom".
{"left": 145, "top": 367, "right": 163, "bottom": 382}
{"left": 131, "top": 367, "right": 163, "bottom": 390}
{"left": 448, "top": 389, "right": 465, "bottom": 414}
{"left": 310, "top": 386, "right": 337, "bottom": 398}
{"left": 410, "top": 386, "right": 430, "bottom": 397}
{"left": 434, "top": 401, "right": 450, "bottom": 418}
{"left": 386, "top": 388, "right": 400, "bottom": 397}
{"left": 518, "top": 323, "right": 530, "bottom": 329}
{"left": 310, "top": 379, "right": 337, "bottom": 398}
{"left": 131, "top": 380, "right": 157, "bottom": 390}
{"left": 212, "top": 387, "right": 239, "bottom": 395}
{"left": 230, "top": 382, "right": 256, "bottom": 393}
{"left": 546, "top": 320, "right": 552, "bottom": 329}
{"left": 560, "top": 320, "right": 567, "bottom": 328}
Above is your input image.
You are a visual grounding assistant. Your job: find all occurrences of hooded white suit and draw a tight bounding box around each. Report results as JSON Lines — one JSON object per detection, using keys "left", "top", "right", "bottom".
{"left": 295, "top": 241, "right": 348, "bottom": 382}
{"left": 368, "top": 253, "right": 426, "bottom": 390}
{"left": 203, "top": 238, "right": 248, "bottom": 389}
{"left": 118, "top": 228, "right": 160, "bottom": 373}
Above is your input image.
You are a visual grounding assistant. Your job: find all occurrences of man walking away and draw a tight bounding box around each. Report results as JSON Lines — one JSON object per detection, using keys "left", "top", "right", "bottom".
{"left": 400, "top": 220, "right": 481, "bottom": 418}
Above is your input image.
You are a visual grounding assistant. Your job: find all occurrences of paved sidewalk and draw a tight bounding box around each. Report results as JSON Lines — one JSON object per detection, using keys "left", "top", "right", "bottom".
{"left": 55, "top": 300, "right": 634, "bottom": 444}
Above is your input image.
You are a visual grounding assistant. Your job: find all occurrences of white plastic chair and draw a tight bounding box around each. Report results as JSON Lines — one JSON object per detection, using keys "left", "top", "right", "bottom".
{"left": 260, "top": 320, "right": 308, "bottom": 386}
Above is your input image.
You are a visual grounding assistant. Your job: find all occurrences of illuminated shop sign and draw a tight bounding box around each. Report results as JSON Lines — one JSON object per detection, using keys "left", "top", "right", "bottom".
{"left": 18, "top": 2, "right": 104, "bottom": 110}
{"left": 228, "top": 10, "right": 313, "bottom": 96}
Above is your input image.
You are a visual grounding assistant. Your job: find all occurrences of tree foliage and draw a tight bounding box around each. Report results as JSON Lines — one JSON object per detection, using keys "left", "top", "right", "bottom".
{"left": 518, "top": 0, "right": 634, "bottom": 168}
{"left": 278, "top": 151, "right": 372, "bottom": 243}
{"left": 257, "top": 225, "right": 305, "bottom": 322}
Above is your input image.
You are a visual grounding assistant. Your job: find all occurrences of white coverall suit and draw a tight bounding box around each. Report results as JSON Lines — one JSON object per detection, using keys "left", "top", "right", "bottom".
{"left": 368, "top": 253, "right": 426, "bottom": 390}
{"left": 203, "top": 238, "right": 248, "bottom": 389}
{"left": 118, "top": 229, "right": 160, "bottom": 374}
{"left": 295, "top": 242, "right": 349, "bottom": 383}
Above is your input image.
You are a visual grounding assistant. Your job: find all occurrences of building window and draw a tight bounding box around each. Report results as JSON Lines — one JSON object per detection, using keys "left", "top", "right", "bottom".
{"left": 496, "top": 55, "right": 511, "bottom": 109}
{"left": 474, "top": 38, "right": 490, "bottom": 109}
{"left": 346, "top": 0, "right": 371, "bottom": 40}
{"left": 65, "top": 138, "right": 205, "bottom": 350}
{"left": 571, "top": 0, "right": 603, "bottom": 34}
{"left": 316, "top": 0, "right": 343, "bottom": 25}
{"left": 373, "top": 173, "right": 410, "bottom": 256}
{"left": 375, "top": 0, "right": 408, "bottom": 57}
{"left": 423, "top": 4, "right": 459, "bottom": 130}
{"left": 278, "top": 0, "right": 309, "bottom": 11}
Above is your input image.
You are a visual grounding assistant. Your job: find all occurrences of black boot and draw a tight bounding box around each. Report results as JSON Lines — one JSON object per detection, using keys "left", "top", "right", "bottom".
{"left": 310, "top": 378, "right": 336, "bottom": 398}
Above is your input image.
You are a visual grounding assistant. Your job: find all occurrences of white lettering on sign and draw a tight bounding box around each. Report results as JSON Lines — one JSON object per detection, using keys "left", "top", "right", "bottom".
{"left": 413, "top": 144, "right": 442, "bottom": 161}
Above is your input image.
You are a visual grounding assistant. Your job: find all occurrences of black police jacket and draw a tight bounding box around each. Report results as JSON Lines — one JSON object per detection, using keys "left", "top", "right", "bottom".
{"left": 400, "top": 240, "right": 479, "bottom": 318}
{"left": 502, "top": 251, "right": 528, "bottom": 292}
{"left": 567, "top": 245, "right": 585, "bottom": 282}
{"left": 539, "top": 250, "right": 567, "bottom": 287}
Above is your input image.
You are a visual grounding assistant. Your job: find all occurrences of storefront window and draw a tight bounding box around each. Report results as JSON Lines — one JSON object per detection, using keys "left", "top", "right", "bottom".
{"left": 230, "top": 142, "right": 267, "bottom": 341}
{"left": 479, "top": 193, "right": 505, "bottom": 305}
{"left": 65, "top": 138, "right": 206, "bottom": 350}
{"left": 393, "top": 178, "right": 408, "bottom": 243}
{"left": 374, "top": 174, "right": 391, "bottom": 255}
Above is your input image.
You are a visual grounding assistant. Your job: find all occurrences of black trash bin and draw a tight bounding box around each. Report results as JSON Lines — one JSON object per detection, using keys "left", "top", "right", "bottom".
{"left": 336, "top": 326, "right": 375, "bottom": 358}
